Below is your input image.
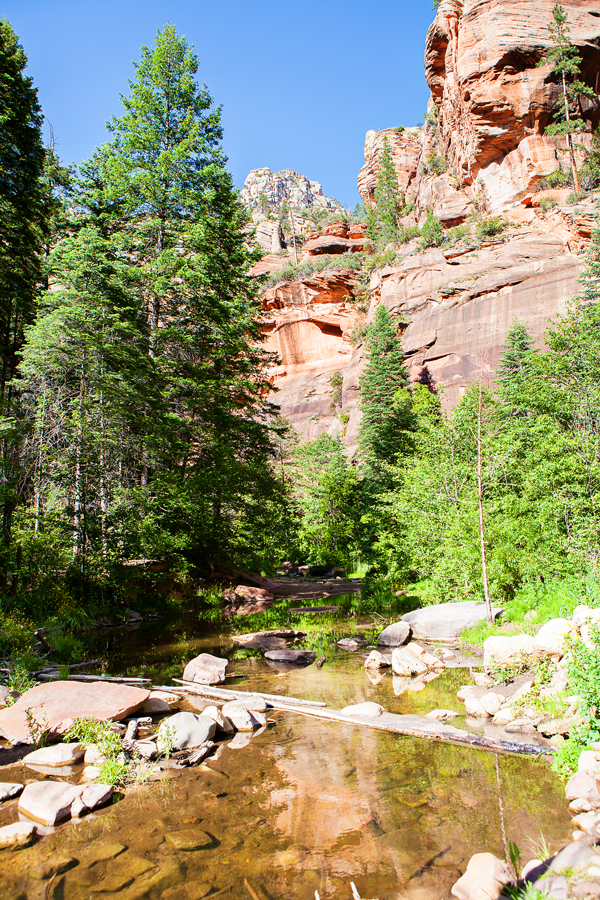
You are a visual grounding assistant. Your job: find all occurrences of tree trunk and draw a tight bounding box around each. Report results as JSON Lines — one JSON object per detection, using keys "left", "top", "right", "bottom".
{"left": 563, "top": 70, "right": 581, "bottom": 193}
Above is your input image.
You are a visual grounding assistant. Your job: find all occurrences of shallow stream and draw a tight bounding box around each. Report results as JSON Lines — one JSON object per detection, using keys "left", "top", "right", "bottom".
{"left": 0, "top": 599, "right": 572, "bottom": 900}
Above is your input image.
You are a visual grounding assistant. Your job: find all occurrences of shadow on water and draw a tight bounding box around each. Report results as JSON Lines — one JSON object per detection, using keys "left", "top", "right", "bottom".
{"left": 0, "top": 592, "right": 573, "bottom": 900}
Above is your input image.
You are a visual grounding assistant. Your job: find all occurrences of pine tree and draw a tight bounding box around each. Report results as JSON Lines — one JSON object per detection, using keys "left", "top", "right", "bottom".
{"left": 0, "top": 19, "right": 47, "bottom": 404}
{"left": 496, "top": 319, "right": 537, "bottom": 409}
{"left": 538, "top": 4, "right": 597, "bottom": 193}
{"left": 358, "top": 304, "right": 412, "bottom": 484}
{"left": 366, "top": 136, "right": 405, "bottom": 249}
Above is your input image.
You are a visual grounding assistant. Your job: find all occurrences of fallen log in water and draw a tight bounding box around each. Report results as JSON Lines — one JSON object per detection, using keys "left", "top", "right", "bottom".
{"left": 264, "top": 704, "right": 549, "bottom": 757}
{"left": 37, "top": 673, "right": 151, "bottom": 685}
{"left": 172, "top": 679, "right": 327, "bottom": 708}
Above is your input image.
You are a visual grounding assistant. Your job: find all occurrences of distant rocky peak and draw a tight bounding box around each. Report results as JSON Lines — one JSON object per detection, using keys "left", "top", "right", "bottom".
{"left": 240, "top": 167, "right": 344, "bottom": 216}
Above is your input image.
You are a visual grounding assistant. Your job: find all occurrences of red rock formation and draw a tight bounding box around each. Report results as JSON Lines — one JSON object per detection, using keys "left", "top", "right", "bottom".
{"left": 425, "top": 0, "right": 600, "bottom": 208}
{"left": 357, "top": 128, "right": 422, "bottom": 203}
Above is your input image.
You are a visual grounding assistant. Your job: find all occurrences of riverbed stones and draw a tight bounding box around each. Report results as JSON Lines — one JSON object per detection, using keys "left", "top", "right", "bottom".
{"left": 451, "top": 852, "right": 515, "bottom": 900}
{"left": 23, "top": 742, "right": 84, "bottom": 768}
{"left": 403, "top": 601, "right": 501, "bottom": 642}
{"left": 18, "top": 780, "right": 113, "bottom": 826}
{"left": 483, "top": 634, "right": 534, "bottom": 672}
{"left": 224, "top": 694, "right": 267, "bottom": 712}
{"left": 264, "top": 649, "right": 316, "bottom": 666}
{"left": 0, "top": 681, "right": 150, "bottom": 745}
{"left": 337, "top": 638, "right": 363, "bottom": 651}
{"left": 364, "top": 650, "right": 390, "bottom": 669}
{"left": 340, "top": 702, "right": 385, "bottom": 717}
{"left": 565, "top": 772, "right": 600, "bottom": 806}
{"left": 425, "top": 709, "right": 460, "bottom": 720}
{"left": 182, "top": 654, "right": 228, "bottom": 685}
{"left": 532, "top": 618, "right": 571, "bottom": 659}
{"left": 165, "top": 829, "right": 213, "bottom": 851}
{"left": 198, "top": 706, "right": 235, "bottom": 734}
{"left": 232, "top": 629, "right": 305, "bottom": 651}
{"left": 0, "top": 821, "right": 37, "bottom": 849}
{"left": 376, "top": 621, "right": 411, "bottom": 647}
{"left": 157, "top": 712, "right": 216, "bottom": 751}
{"left": 391, "top": 647, "right": 428, "bottom": 677}
{"left": 0, "top": 782, "right": 23, "bottom": 802}
{"left": 408, "top": 641, "right": 445, "bottom": 669}
{"left": 220, "top": 704, "right": 256, "bottom": 731}
{"left": 480, "top": 692, "right": 504, "bottom": 717}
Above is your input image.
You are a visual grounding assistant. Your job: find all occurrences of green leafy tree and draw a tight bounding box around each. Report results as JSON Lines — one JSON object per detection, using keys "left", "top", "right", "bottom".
{"left": 291, "top": 434, "right": 359, "bottom": 569}
{"left": 496, "top": 319, "right": 538, "bottom": 410}
{"left": 538, "top": 4, "right": 597, "bottom": 193}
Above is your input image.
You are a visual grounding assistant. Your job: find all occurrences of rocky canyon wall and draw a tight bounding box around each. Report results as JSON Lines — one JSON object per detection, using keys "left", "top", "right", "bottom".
{"left": 253, "top": 0, "right": 600, "bottom": 452}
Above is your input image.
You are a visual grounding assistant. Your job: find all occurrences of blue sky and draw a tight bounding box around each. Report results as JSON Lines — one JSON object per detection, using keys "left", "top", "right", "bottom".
{"left": 5, "top": 1, "right": 434, "bottom": 207}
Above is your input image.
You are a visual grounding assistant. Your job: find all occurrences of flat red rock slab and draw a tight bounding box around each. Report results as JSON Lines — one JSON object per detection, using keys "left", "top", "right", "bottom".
{"left": 0, "top": 681, "right": 150, "bottom": 745}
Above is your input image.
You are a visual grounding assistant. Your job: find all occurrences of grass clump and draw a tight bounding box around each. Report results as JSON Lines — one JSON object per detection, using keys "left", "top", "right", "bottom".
{"left": 67, "top": 717, "right": 128, "bottom": 786}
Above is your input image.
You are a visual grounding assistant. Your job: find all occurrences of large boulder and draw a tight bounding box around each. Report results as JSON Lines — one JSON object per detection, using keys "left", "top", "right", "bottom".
{"left": 483, "top": 634, "right": 534, "bottom": 672}
{"left": 0, "top": 681, "right": 150, "bottom": 745}
{"left": 532, "top": 618, "right": 571, "bottom": 659}
{"left": 364, "top": 650, "right": 391, "bottom": 670}
{"left": 232, "top": 629, "right": 305, "bottom": 651}
{"left": 376, "top": 621, "right": 412, "bottom": 647}
{"left": 402, "top": 602, "right": 501, "bottom": 642}
{"left": 182, "top": 653, "right": 228, "bottom": 685}
{"left": 391, "top": 647, "right": 428, "bottom": 678}
{"left": 157, "top": 712, "right": 216, "bottom": 752}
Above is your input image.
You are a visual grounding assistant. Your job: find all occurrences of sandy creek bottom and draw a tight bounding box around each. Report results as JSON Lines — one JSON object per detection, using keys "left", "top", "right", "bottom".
{"left": 0, "top": 613, "right": 572, "bottom": 900}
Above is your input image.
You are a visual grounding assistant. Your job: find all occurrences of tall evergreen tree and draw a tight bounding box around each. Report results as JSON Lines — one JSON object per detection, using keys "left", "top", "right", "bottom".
{"left": 538, "top": 4, "right": 597, "bottom": 192}
{"left": 496, "top": 319, "right": 538, "bottom": 410}
{"left": 358, "top": 304, "right": 413, "bottom": 486}
{"left": 366, "top": 136, "right": 405, "bottom": 249}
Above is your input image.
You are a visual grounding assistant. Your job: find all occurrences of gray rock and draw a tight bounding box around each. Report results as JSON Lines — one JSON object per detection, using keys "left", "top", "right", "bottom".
{"left": 532, "top": 618, "right": 571, "bottom": 659}
{"left": 376, "top": 621, "right": 411, "bottom": 647}
{"left": 451, "top": 851, "right": 515, "bottom": 900}
{"left": 221, "top": 704, "right": 255, "bottom": 731}
{"left": 182, "top": 653, "right": 228, "bottom": 685}
{"left": 402, "top": 601, "right": 501, "bottom": 642}
{"left": 483, "top": 634, "right": 534, "bottom": 671}
{"left": 199, "top": 706, "right": 235, "bottom": 734}
{"left": 224, "top": 694, "right": 267, "bottom": 712}
{"left": 566, "top": 772, "right": 600, "bottom": 805}
{"left": 391, "top": 646, "right": 428, "bottom": 677}
{"left": 547, "top": 842, "right": 597, "bottom": 874}
{"left": 227, "top": 731, "right": 252, "bottom": 749}
{"left": 0, "top": 782, "right": 23, "bottom": 802}
{"left": 131, "top": 740, "right": 157, "bottom": 759}
{"left": 0, "top": 821, "right": 36, "bottom": 849}
{"left": 425, "top": 709, "right": 460, "bottom": 720}
{"left": 364, "top": 650, "right": 390, "bottom": 670}
{"left": 18, "top": 781, "right": 82, "bottom": 826}
{"left": 532, "top": 874, "right": 568, "bottom": 899}
{"left": 264, "top": 649, "right": 316, "bottom": 666}
{"left": 24, "top": 742, "right": 84, "bottom": 769}
{"left": 157, "top": 712, "right": 217, "bottom": 752}
{"left": 340, "top": 702, "right": 385, "bottom": 717}
{"left": 337, "top": 638, "right": 362, "bottom": 651}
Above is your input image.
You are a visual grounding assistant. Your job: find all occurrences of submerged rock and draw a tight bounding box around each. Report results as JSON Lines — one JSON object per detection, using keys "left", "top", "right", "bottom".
{"left": 264, "top": 649, "right": 316, "bottom": 666}
{"left": 340, "top": 702, "right": 385, "bottom": 717}
{"left": 0, "top": 821, "right": 36, "bottom": 849}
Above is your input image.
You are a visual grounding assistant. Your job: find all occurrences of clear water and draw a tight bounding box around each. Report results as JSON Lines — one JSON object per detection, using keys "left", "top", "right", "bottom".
{"left": 0, "top": 604, "right": 572, "bottom": 900}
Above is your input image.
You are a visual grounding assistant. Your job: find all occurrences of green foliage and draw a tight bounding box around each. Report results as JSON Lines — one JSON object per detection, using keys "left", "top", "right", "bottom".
{"left": 475, "top": 216, "right": 506, "bottom": 240}
{"left": 50, "top": 632, "right": 84, "bottom": 664}
{"left": 263, "top": 251, "right": 366, "bottom": 289}
{"left": 544, "top": 166, "right": 573, "bottom": 189}
{"left": 25, "top": 708, "right": 50, "bottom": 748}
{"left": 421, "top": 152, "right": 447, "bottom": 176}
{"left": 67, "top": 717, "right": 128, "bottom": 785}
{"left": 419, "top": 210, "right": 445, "bottom": 248}
{"left": 291, "top": 434, "right": 360, "bottom": 568}
{"left": 366, "top": 136, "right": 409, "bottom": 249}
{"left": 4, "top": 664, "right": 35, "bottom": 701}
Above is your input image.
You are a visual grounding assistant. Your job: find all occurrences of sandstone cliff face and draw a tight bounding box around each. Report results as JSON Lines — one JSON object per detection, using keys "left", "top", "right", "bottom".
{"left": 425, "top": 0, "right": 600, "bottom": 209}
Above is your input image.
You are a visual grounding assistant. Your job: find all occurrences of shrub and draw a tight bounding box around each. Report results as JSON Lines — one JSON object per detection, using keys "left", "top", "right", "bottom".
{"left": 419, "top": 210, "right": 445, "bottom": 248}
{"left": 67, "top": 717, "right": 128, "bottom": 786}
{"left": 475, "top": 216, "right": 506, "bottom": 240}
{"left": 421, "top": 152, "right": 448, "bottom": 176}
{"left": 50, "top": 632, "right": 84, "bottom": 664}
{"left": 263, "top": 252, "right": 367, "bottom": 290}
{"left": 543, "top": 167, "right": 572, "bottom": 189}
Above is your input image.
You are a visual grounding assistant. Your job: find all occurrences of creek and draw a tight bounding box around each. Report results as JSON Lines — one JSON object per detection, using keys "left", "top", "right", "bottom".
{"left": 0, "top": 594, "right": 572, "bottom": 900}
